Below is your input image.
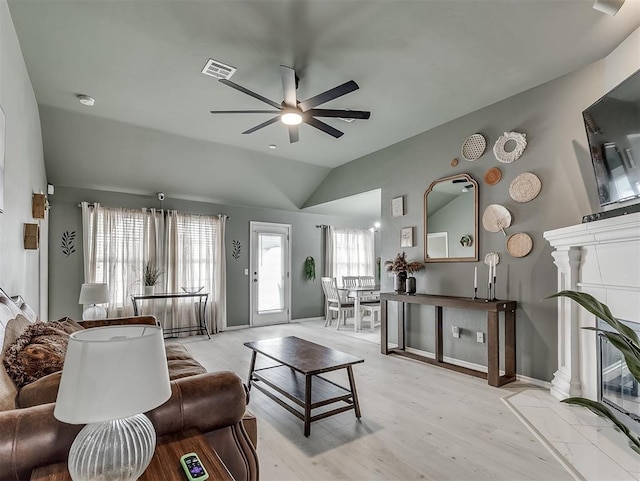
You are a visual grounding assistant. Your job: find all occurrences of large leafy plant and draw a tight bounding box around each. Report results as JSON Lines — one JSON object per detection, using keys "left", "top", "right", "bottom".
{"left": 548, "top": 290, "right": 640, "bottom": 454}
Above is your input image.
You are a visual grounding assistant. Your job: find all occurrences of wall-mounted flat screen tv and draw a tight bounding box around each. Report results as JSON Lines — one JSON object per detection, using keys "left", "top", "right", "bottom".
{"left": 583, "top": 68, "right": 640, "bottom": 207}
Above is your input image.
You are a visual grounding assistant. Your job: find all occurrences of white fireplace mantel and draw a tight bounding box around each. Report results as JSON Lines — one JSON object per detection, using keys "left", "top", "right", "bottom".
{"left": 544, "top": 212, "right": 640, "bottom": 401}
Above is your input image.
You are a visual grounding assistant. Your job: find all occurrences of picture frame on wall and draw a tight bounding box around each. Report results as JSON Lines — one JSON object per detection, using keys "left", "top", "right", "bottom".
{"left": 400, "top": 226, "right": 414, "bottom": 247}
{"left": 391, "top": 196, "right": 404, "bottom": 217}
{"left": 0, "top": 106, "right": 5, "bottom": 214}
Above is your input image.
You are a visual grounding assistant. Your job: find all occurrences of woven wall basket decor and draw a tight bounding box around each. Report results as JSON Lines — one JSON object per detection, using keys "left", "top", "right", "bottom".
{"left": 509, "top": 172, "right": 541, "bottom": 203}
{"left": 461, "top": 133, "right": 486, "bottom": 161}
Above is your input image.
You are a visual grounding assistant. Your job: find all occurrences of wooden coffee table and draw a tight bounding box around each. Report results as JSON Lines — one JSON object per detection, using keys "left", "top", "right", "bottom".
{"left": 244, "top": 336, "right": 364, "bottom": 436}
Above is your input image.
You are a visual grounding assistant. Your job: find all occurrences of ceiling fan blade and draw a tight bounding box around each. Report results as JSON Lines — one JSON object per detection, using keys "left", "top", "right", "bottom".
{"left": 288, "top": 125, "right": 299, "bottom": 143}
{"left": 242, "top": 116, "right": 281, "bottom": 134}
{"left": 305, "top": 109, "right": 370, "bottom": 120}
{"left": 219, "top": 79, "right": 282, "bottom": 109}
{"left": 280, "top": 65, "right": 297, "bottom": 108}
{"left": 298, "top": 80, "right": 359, "bottom": 111}
{"left": 304, "top": 117, "right": 344, "bottom": 139}
{"left": 210, "top": 110, "right": 281, "bottom": 114}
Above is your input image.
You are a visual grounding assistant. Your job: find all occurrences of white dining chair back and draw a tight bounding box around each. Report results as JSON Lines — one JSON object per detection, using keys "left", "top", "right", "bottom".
{"left": 359, "top": 276, "right": 376, "bottom": 288}
{"left": 358, "top": 275, "right": 380, "bottom": 302}
{"left": 342, "top": 276, "right": 360, "bottom": 288}
{"left": 321, "top": 277, "right": 354, "bottom": 329}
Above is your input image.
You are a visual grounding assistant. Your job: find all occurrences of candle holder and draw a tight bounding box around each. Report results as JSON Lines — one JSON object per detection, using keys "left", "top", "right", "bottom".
{"left": 486, "top": 282, "right": 492, "bottom": 302}
{"left": 473, "top": 287, "right": 478, "bottom": 300}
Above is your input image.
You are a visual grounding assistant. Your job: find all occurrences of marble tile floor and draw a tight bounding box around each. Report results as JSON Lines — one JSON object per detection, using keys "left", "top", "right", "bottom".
{"left": 503, "top": 389, "right": 640, "bottom": 481}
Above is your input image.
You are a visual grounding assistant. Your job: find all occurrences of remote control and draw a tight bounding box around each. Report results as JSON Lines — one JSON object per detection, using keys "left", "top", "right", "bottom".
{"left": 180, "top": 452, "right": 209, "bottom": 480}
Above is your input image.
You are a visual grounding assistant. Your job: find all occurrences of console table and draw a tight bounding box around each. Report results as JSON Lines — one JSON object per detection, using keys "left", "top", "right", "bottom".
{"left": 131, "top": 292, "right": 210, "bottom": 339}
{"left": 380, "top": 293, "right": 517, "bottom": 387}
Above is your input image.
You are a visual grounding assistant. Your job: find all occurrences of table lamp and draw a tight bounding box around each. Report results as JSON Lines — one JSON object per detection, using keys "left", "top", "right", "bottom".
{"left": 78, "top": 282, "right": 109, "bottom": 320}
{"left": 54, "top": 325, "right": 171, "bottom": 481}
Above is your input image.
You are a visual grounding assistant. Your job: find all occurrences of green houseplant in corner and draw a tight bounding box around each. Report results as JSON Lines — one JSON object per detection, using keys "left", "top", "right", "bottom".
{"left": 549, "top": 290, "right": 640, "bottom": 454}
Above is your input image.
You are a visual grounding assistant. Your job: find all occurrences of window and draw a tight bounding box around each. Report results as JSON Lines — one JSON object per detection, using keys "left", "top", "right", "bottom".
{"left": 331, "top": 228, "right": 375, "bottom": 282}
{"left": 82, "top": 203, "right": 224, "bottom": 332}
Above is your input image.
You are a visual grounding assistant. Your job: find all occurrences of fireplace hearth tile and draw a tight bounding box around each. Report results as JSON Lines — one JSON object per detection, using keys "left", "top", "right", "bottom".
{"left": 504, "top": 389, "right": 640, "bottom": 481}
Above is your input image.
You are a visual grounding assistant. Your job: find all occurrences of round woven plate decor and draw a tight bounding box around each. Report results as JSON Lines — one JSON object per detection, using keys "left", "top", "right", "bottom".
{"left": 461, "top": 133, "right": 486, "bottom": 161}
{"left": 506, "top": 232, "right": 533, "bottom": 258}
{"left": 483, "top": 167, "right": 502, "bottom": 185}
{"left": 509, "top": 172, "right": 541, "bottom": 203}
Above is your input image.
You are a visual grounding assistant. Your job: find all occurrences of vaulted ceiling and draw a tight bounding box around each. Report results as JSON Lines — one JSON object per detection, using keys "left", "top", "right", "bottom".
{"left": 8, "top": 0, "right": 640, "bottom": 213}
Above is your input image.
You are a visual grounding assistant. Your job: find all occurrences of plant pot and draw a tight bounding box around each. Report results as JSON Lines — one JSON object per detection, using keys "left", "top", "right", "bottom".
{"left": 394, "top": 271, "right": 407, "bottom": 293}
{"left": 144, "top": 285, "right": 155, "bottom": 295}
{"left": 407, "top": 276, "right": 416, "bottom": 294}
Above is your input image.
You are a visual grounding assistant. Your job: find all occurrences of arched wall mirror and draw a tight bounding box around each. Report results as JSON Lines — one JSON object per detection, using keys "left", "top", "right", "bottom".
{"left": 424, "top": 173, "right": 479, "bottom": 262}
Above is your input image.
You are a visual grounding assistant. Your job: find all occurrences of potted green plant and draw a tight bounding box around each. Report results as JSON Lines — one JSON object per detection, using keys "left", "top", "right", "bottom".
{"left": 142, "top": 261, "right": 163, "bottom": 295}
{"left": 385, "top": 252, "right": 424, "bottom": 293}
{"left": 548, "top": 290, "right": 640, "bottom": 454}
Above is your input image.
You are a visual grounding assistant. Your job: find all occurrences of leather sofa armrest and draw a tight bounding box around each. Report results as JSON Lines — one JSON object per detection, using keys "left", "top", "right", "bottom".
{"left": 78, "top": 315, "right": 158, "bottom": 329}
{"left": 15, "top": 372, "right": 62, "bottom": 409}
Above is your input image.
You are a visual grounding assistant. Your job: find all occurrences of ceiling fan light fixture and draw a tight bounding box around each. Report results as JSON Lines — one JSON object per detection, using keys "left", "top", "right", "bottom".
{"left": 281, "top": 111, "right": 302, "bottom": 126}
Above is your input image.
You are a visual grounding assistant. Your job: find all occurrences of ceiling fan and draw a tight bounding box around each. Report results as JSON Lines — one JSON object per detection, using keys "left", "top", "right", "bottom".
{"left": 210, "top": 65, "right": 370, "bottom": 143}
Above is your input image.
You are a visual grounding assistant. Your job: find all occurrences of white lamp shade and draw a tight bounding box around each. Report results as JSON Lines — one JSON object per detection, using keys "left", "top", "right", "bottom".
{"left": 54, "top": 325, "right": 171, "bottom": 424}
{"left": 78, "top": 283, "right": 109, "bottom": 305}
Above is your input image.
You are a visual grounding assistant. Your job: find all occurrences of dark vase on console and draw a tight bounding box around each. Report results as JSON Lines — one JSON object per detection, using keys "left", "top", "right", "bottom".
{"left": 394, "top": 271, "right": 407, "bottom": 293}
{"left": 407, "top": 276, "right": 416, "bottom": 294}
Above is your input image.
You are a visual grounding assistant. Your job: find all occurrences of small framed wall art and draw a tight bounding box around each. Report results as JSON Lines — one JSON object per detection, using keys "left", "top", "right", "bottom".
{"left": 391, "top": 196, "right": 404, "bottom": 217}
{"left": 400, "top": 227, "right": 414, "bottom": 247}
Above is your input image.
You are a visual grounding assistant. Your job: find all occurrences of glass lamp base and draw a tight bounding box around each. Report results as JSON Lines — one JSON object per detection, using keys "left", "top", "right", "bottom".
{"left": 68, "top": 414, "right": 156, "bottom": 481}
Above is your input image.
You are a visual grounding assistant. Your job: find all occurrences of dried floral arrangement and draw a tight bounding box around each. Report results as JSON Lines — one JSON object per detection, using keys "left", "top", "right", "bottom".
{"left": 384, "top": 252, "right": 424, "bottom": 274}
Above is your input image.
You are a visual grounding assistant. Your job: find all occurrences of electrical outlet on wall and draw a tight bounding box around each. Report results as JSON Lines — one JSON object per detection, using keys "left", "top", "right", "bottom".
{"left": 452, "top": 326, "right": 460, "bottom": 338}
{"left": 476, "top": 332, "right": 485, "bottom": 343}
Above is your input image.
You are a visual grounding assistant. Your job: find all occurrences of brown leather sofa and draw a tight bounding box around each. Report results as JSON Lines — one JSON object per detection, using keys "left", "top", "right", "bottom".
{"left": 0, "top": 315, "right": 259, "bottom": 481}
{"left": 0, "top": 372, "right": 258, "bottom": 481}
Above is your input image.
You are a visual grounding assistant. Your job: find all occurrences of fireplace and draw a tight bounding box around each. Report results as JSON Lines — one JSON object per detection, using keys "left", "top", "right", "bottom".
{"left": 544, "top": 212, "right": 640, "bottom": 403}
{"left": 598, "top": 318, "right": 640, "bottom": 434}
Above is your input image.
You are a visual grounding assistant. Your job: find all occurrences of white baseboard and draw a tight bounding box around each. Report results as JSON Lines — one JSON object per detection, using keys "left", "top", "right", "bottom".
{"left": 293, "top": 316, "right": 324, "bottom": 323}
{"left": 405, "top": 347, "right": 549, "bottom": 387}
{"left": 222, "top": 324, "right": 249, "bottom": 331}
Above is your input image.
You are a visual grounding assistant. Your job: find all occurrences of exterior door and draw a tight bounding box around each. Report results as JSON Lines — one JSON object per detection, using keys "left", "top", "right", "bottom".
{"left": 250, "top": 222, "right": 291, "bottom": 326}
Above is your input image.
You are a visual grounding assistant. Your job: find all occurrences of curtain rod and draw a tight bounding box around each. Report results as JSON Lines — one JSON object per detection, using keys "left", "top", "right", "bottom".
{"left": 77, "top": 203, "right": 230, "bottom": 219}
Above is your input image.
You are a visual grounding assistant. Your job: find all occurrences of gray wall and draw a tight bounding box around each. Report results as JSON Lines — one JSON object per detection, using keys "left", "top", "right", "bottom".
{"left": 304, "top": 29, "right": 640, "bottom": 382}
{"left": 48, "top": 186, "right": 377, "bottom": 326}
{"left": 0, "top": 1, "right": 48, "bottom": 315}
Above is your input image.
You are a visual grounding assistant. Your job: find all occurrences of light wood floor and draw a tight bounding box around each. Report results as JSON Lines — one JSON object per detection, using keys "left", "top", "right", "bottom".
{"left": 177, "top": 322, "right": 571, "bottom": 481}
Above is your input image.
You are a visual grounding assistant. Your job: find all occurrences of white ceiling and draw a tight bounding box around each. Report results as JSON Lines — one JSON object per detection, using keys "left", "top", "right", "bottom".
{"left": 7, "top": 0, "right": 640, "bottom": 214}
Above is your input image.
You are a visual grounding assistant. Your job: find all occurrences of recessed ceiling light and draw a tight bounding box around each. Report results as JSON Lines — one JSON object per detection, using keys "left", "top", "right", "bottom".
{"left": 77, "top": 94, "right": 95, "bottom": 106}
{"left": 374, "top": 222, "right": 381, "bottom": 228}
{"left": 268, "top": 144, "right": 277, "bottom": 149}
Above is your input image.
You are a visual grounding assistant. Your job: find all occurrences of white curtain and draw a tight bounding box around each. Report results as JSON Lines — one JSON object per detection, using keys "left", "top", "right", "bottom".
{"left": 82, "top": 204, "right": 226, "bottom": 333}
{"left": 329, "top": 227, "right": 375, "bottom": 283}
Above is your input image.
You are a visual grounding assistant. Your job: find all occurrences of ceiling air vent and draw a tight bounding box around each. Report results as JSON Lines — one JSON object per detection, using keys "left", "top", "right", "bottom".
{"left": 201, "top": 59, "right": 236, "bottom": 80}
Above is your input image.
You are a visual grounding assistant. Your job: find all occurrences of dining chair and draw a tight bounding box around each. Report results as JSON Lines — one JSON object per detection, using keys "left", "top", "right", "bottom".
{"left": 321, "top": 277, "right": 354, "bottom": 329}
{"left": 342, "top": 276, "right": 360, "bottom": 288}
{"left": 360, "top": 303, "right": 381, "bottom": 330}
{"left": 358, "top": 275, "right": 380, "bottom": 302}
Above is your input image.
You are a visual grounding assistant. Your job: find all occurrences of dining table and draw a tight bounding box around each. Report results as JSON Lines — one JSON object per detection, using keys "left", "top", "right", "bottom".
{"left": 337, "top": 285, "right": 380, "bottom": 331}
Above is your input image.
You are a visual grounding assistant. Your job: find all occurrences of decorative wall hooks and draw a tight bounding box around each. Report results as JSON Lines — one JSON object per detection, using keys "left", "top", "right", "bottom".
{"left": 493, "top": 131, "right": 527, "bottom": 163}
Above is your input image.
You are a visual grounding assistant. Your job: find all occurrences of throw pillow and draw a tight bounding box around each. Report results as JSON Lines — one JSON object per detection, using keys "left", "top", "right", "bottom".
{"left": 2, "top": 322, "right": 71, "bottom": 388}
